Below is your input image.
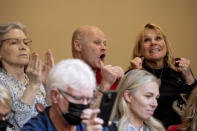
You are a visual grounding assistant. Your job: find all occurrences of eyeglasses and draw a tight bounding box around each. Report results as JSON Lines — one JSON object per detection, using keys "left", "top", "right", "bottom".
{"left": 0, "top": 112, "right": 9, "bottom": 120}
{"left": 1, "top": 38, "right": 32, "bottom": 46}
{"left": 57, "top": 88, "right": 95, "bottom": 104}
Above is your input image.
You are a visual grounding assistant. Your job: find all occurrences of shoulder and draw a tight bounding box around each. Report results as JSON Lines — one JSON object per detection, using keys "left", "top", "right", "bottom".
{"left": 164, "top": 66, "right": 178, "bottom": 73}
{"left": 76, "top": 124, "right": 86, "bottom": 131}
{"left": 22, "top": 107, "right": 56, "bottom": 131}
{"left": 0, "top": 69, "right": 8, "bottom": 83}
{"left": 105, "top": 121, "right": 118, "bottom": 131}
{"left": 162, "top": 66, "right": 182, "bottom": 79}
{"left": 0, "top": 68, "right": 9, "bottom": 78}
{"left": 168, "top": 124, "right": 180, "bottom": 131}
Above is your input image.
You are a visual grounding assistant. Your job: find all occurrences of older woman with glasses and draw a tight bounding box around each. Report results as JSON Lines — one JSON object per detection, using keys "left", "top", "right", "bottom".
{"left": 0, "top": 22, "right": 47, "bottom": 130}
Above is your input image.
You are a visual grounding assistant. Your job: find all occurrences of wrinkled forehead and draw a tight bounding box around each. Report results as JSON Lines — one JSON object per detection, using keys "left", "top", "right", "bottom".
{"left": 2, "top": 28, "right": 27, "bottom": 39}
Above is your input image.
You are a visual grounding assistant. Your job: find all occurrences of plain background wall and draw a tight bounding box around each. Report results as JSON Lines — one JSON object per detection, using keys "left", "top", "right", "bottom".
{"left": 0, "top": 0, "right": 197, "bottom": 77}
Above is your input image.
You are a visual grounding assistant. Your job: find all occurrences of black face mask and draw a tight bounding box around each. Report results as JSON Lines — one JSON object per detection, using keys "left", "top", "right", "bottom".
{"left": 62, "top": 102, "right": 89, "bottom": 125}
{"left": 0, "top": 120, "right": 12, "bottom": 131}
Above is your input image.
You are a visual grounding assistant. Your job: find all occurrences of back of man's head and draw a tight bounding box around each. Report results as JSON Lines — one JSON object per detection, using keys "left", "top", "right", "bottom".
{"left": 46, "top": 59, "right": 96, "bottom": 105}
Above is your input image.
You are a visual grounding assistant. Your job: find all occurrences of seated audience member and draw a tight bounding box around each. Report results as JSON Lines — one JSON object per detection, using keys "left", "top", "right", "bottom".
{"left": 0, "top": 84, "right": 14, "bottom": 131}
{"left": 107, "top": 69, "right": 165, "bottom": 131}
{"left": 72, "top": 25, "right": 124, "bottom": 108}
{"left": 168, "top": 88, "right": 197, "bottom": 131}
{"left": 128, "top": 23, "right": 196, "bottom": 128}
{"left": 22, "top": 59, "right": 103, "bottom": 131}
{"left": 0, "top": 22, "right": 47, "bottom": 130}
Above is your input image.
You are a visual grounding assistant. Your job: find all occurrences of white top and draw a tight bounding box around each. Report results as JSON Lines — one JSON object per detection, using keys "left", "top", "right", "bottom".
{"left": 0, "top": 68, "right": 47, "bottom": 131}
{"left": 126, "top": 123, "right": 150, "bottom": 131}
{"left": 112, "top": 121, "right": 150, "bottom": 131}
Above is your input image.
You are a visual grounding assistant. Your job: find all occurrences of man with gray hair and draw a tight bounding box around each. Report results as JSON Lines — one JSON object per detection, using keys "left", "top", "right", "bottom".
{"left": 22, "top": 59, "right": 103, "bottom": 131}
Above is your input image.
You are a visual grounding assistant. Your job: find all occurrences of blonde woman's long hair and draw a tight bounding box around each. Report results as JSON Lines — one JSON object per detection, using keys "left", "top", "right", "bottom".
{"left": 110, "top": 69, "right": 165, "bottom": 131}
{"left": 129, "top": 23, "right": 177, "bottom": 71}
{"left": 178, "top": 88, "right": 197, "bottom": 131}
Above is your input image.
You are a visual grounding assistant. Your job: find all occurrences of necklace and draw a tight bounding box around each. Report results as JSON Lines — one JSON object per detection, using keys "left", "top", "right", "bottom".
{"left": 143, "top": 62, "right": 164, "bottom": 79}
{"left": 151, "top": 67, "right": 164, "bottom": 79}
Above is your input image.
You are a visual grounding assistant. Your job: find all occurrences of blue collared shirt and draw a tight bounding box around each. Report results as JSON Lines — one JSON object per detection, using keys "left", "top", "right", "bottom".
{"left": 22, "top": 106, "right": 86, "bottom": 131}
{"left": 103, "top": 121, "right": 150, "bottom": 131}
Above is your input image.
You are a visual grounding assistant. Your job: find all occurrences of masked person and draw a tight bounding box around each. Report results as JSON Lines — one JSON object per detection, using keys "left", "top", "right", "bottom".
{"left": 0, "top": 84, "right": 14, "bottom": 131}
{"left": 22, "top": 59, "right": 104, "bottom": 131}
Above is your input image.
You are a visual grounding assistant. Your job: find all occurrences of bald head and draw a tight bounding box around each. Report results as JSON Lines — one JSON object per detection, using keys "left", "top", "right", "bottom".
{"left": 72, "top": 25, "right": 105, "bottom": 56}
{"left": 71, "top": 25, "right": 107, "bottom": 71}
{"left": 72, "top": 25, "right": 102, "bottom": 43}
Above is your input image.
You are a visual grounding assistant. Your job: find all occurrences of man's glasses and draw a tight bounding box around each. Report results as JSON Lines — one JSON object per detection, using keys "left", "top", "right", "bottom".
{"left": 57, "top": 88, "right": 95, "bottom": 104}
{"left": 1, "top": 38, "right": 32, "bottom": 46}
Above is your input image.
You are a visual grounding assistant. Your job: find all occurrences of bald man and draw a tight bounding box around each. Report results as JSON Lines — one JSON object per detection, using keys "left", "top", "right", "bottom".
{"left": 72, "top": 25, "right": 124, "bottom": 108}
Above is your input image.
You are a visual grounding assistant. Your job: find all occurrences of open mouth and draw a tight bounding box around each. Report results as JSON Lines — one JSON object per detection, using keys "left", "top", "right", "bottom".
{"left": 150, "top": 48, "right": 161, "bottom": 53}
{"left": 100, "top": 54, "right": 105, "bottom": 61}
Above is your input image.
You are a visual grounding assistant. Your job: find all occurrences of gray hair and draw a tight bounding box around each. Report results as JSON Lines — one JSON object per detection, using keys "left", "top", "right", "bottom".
{"left": 0, "top": 84, "right": 12, "bottom": 109}
{"left": 46, "top": 59, "right": 96, "bottom": 105}
{"left": 0, "top": 22, "right": 27, "bottom": 68}
{"left": 111, "top": 69, "right": 165, "bottom": 131}
{"left": 0, "top": 22, "right": 27, "bottom": 47}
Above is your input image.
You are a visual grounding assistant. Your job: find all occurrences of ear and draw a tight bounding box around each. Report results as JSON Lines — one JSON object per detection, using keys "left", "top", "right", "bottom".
{"left": 50, "top": 89, "right": 60, "bottom": 104}
{"left": 123, "top": 90, "right": 132, "bottom": 103}
{"left": 74, "top": 40, "right": 82, "bottom": 52}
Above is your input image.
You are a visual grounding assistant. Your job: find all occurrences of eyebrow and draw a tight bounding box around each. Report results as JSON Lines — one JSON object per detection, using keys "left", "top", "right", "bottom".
{"left": 0, "top": 112, "right": 9, "bottom": 116}
{"left": 146, "top": 92, "right": 160, "bottom": 97}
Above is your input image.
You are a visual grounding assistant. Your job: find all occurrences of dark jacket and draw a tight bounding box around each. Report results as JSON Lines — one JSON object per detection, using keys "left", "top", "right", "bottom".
{"left": 22, "top": 106, "right": 86, "bottom": 131}
{"left": 143, "top": 63, "right": 196, "bottom": 128}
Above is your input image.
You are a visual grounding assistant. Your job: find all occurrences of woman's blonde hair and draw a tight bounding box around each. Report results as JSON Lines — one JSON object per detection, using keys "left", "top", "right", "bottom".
{"left": 0, "top": 84, "right": 12, "bottom": 109}
{"left": 111, "top": 69, "right": 165, "bottom": 131}
{"left": 129, "top": 23, "right": 176, "bottom": 70}
{"left": 178, "top": 88, "right": 197, "bottom": 131}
